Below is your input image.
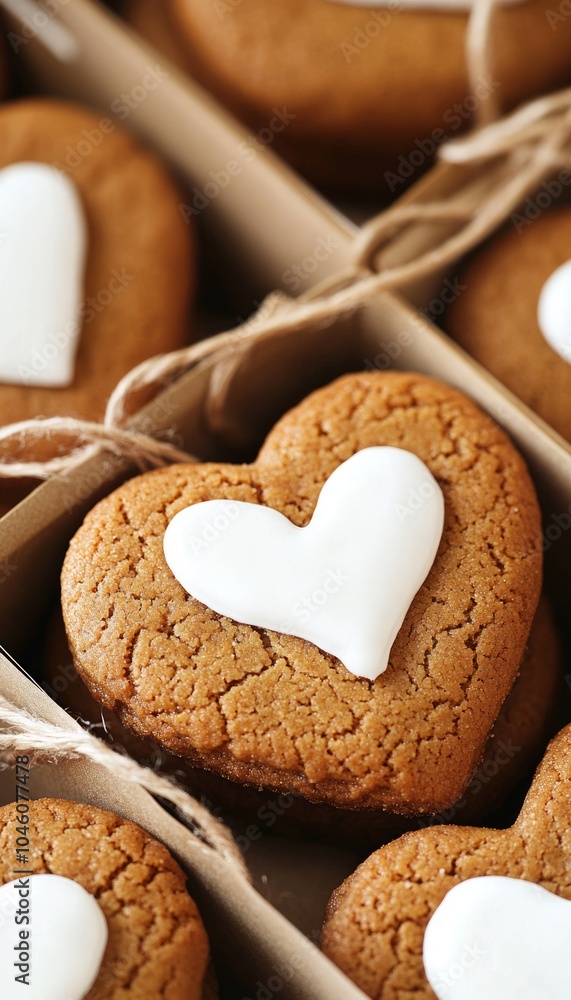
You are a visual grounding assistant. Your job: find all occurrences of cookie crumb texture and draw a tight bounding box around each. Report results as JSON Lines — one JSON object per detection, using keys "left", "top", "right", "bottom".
{"left": 321, "top": 725, "right": 571, "bottom": 999}
{"left": 45, "top": 597, "right": 561, "bottom": 848}
{"left": 0, "top": 799, "right": 208, "bottom": 1000}
{"left": 62, "top": 372, "right": 542, "bottom": 814}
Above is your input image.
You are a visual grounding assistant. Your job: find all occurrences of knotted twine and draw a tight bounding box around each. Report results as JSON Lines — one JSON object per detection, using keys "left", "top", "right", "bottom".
{"left": 0, "top": 693, "right": 249, "bottom": 876}
{"left": 1, "top": 78, "right": 570, "bottom": 479}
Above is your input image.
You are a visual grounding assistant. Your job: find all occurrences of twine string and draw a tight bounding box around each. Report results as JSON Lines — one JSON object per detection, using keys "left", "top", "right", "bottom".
{"left": 441, "top": 86, "right": 571, "bottom": 163}
{"left": 466, "top": 0, "right": 500, "bottom": 127}
{"left": 0, "top": 694, "right": 249, "bottom": 877}
{"left": 0, "top": 6, "right": 570, "bottom": 481}
{"left": 0, "top": 417, "right": 196, "bottom": 479}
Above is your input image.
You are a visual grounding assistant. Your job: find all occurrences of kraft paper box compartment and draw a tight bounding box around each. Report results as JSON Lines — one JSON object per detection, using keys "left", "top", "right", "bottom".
{"left": 0, "top": 2, "right": 569, "bottom": 999}
{"left": 0, "top": 648, "right": 368, "bottom": 1000}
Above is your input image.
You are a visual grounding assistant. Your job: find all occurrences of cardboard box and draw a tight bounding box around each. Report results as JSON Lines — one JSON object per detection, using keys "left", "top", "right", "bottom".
{"left": 0, "top": 649, "right": 366, "bottom": 1000}
{"left": 0, "top": 2, "right": 569, "bottom": 998}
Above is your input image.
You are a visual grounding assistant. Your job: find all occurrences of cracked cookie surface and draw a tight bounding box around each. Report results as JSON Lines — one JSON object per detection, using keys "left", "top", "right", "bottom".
{"left": 0, "top": 798, "right": 209, "bottom": 1000}
{"left": 321, "top": 724, "right": 571, "bottom": 999}
{"left": 62, "top": 372, "right": 542, "bottom": 814}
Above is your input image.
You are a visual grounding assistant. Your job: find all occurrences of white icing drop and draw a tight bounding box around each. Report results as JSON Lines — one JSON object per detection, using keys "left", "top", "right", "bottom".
{"left": 164, "top": 447, "right": 444, "bottom": 680}
{"left": 423, "top": 876, "right": 571, "bottom": 1000}
{"left": 0, "top": 874, "right": 108, "bottom": 999}
{"left": 0, "top": 162, "right": 87, "bottom": 388}
{"left": 537, "top": 259, "right": 571, "bottom": 366}
{"left": 327, "top": 0, "right": 526, "bottom": 9}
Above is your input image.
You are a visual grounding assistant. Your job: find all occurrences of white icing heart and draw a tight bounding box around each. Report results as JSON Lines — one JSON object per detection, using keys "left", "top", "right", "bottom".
{"left": 537, "top": 259, "right": 571, "bottom": 366}
{"left": 0, "top": 874, "right": 107, "bottom": 999}
{"left": 164, "top": 447, "right": 444, "bottom": 680}
{"left": 424, "top": 876, "right": 571, "bottom": 1000}
{"left": 0, "top": 162, "right": 86, "bottom": 388}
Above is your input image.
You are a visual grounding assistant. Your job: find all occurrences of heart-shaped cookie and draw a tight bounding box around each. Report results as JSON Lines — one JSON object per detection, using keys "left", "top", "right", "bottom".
{"left": 0, "top": 799, "right": 209, "bottom": 1000}
{"left": 321, "top": 722, "right": 571, "bottom": 999}
{"left": 0, "top": 875, "right": 107, "bottom": 1000}
{"left": 0, "top": 162, "right": 86, "bottom": 388}
{"left": 62, "top": 371, "right": 542, "bottom": 815}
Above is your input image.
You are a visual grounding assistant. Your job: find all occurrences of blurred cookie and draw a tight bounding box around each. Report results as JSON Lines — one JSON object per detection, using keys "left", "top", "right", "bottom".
{"left": 0, "top": 98, "right": 194, "bottom": 425}
{"left": 126, "top": 0, "right": 571, "bottom": 190}
{"left": 0, "top": 98, "right": 194, "bottom": 513}
{"left": 447, "top": 208, "right": 571, "bottom": 441}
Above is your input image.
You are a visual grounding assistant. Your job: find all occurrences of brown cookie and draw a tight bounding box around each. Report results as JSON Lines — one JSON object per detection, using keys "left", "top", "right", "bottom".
{"left": 44, "top": 596, "right": 562, "bottom": 848}
{"left": 61, "top": 371, "right": 542, "bottom": 816}
{"left": 321, "top": 721, "right": 571, "bottom": 999}
{"left": 0, "top": 98, "right": 194, "bottom": 425}
{"left": 0, "top": 798, "right": 209, "bottom": 1000}
{"left": 126, "top": 0, "right": 571, "bottom": 190}
{"left": 447, "top": 208, "right": 571, "bottom": 442}
{"left": 0, "top": 97, "right": 194, "bottom": 514}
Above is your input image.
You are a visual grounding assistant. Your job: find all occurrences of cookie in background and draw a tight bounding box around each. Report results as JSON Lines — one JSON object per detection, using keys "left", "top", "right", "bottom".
{"left": 0, "top": 97, "right": 195, "bottom": 514}
{"left": 446, "top": 208, "right": 571, "bottom": 442}
{"left": 125, "top": 0, "right": 571, "bottom": 192}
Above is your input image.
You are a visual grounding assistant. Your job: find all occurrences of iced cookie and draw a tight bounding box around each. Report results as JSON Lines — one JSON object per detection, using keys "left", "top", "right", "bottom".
{"left": 126, "top": 0, "right": 571, "bottom": 190}
{"left": 44, "top": 596, "right": 562, "bottom": 847}
{"left": 447, "top": 208, "right": 571, "bottom": 441}
{"left": 0, "top": 99, "right": 193, "bottom": 423}
{"left": 0, "top": 98, "right": 194, "bottom": 514}
{"left": 0, "top": 798, "right": 209, "bottom": 1000}
{"left": 61, "top": 371, "right": 542, "bottom": 817}
{"left": 321, "top": 722, "right": 571, "bottom": 999}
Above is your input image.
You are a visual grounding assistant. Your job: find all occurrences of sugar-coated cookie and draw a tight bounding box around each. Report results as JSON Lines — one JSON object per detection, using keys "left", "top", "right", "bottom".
{"left": 126, "top": 0, "right": 571, "bottom": 189}
{"left": 61, "top": 372, "right": 542, "bottom": 818}
{"left": 0, "top": 98, "right": 193, "bottom": 426}
{"left": 44, "top": 597, "right": 562, "bottom": 847}
{"left": 447, "top": 208, "right": 571, "bottom": 442}
{"left": 321, "top": 722, "right": 571, "bottom": 999}
{"left": 0, "top": 798, "right": 209, "bottom": 1000}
